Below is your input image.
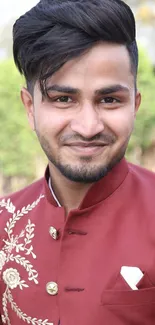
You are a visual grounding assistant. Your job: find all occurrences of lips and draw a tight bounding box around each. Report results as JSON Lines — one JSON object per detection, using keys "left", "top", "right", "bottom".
{"left": 64, "top": 142, "right": 107, "bottom": 147}
{"left": 64, "top": 143, "right": 108, "bottom": 156}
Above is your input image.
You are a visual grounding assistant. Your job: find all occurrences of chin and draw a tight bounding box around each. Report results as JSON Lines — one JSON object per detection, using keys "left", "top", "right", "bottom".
{"left": 53, "top": 160, "right": 111, "bottom": 184}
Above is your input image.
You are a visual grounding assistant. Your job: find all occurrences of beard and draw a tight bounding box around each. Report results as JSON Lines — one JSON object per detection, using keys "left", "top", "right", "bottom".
{"left": 50, "top": 153, "right": 125, "bottom": 183}
{"left": 36, "top": 130, "right": 128, "bottom": 183}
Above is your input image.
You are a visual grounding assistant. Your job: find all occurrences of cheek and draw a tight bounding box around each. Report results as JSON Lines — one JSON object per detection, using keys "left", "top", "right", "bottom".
{"left": 35, "top": 108, "right": 68, "bottom": 135}
{"left": 104, "top": 108, "right": 135, "bottom": 138}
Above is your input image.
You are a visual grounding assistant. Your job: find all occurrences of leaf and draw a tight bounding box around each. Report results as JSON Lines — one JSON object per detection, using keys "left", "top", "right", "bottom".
{"left": 21, "top": 283, "right": 29, "bottom": 288}
{"left": 32, "top": 252, "right": 36, "bottom": 259}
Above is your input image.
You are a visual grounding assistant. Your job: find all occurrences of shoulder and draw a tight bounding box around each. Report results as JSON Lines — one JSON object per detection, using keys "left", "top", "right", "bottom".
{"left": 0, "top": 177, "right": 45, "bottom": 204}
{"left": 128, "top": 162, "right": 155, "bottom": 179}
{"left": 0, "top": 178, "right": 45, "bottom": 227}
{"left": 128, "top": 162, "right": 155, "bottom": 188}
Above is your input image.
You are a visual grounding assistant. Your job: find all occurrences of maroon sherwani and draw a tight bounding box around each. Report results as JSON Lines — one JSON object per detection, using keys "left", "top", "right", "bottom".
{"left": 1, "top": 158, "right": 155, "bottom": 325}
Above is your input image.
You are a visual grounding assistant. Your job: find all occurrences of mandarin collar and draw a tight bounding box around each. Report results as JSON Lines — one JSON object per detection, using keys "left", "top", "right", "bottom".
{"left": 44, "top": 158, "right": 129, "bottom": 209}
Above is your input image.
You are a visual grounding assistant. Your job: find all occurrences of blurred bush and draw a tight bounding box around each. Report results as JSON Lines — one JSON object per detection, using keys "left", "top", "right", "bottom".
{"left": 128, "top": 46, "right": 155, "bottom": 156}
{"left": 0, "top": 59, "right": 45, "bottom": 193}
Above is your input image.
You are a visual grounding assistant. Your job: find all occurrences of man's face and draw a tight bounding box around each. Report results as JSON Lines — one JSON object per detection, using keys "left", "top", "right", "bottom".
{"left": 22, "top": 43, "right": 141, "bottom": 183}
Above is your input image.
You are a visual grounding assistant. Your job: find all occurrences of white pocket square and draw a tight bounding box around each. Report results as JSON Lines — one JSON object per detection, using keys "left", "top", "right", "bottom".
{"left": 120, "top": 266, "right": 144, "bottom": 290}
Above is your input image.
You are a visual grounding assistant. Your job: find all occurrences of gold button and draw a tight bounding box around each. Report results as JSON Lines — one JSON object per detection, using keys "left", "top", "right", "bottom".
{"left": 49, "top": 226, "right": 58, "bottom": 240}
{"left": 46, "top": 282, "right": 58, "bottom": 295}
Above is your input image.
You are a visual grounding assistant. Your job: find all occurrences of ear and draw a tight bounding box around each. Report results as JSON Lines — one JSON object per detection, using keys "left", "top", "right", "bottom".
{"left": 21, "top": 87, "right": 35, "bottom": 130}
{"left": 134, "top": 90, "right": 141, "bottom": 118}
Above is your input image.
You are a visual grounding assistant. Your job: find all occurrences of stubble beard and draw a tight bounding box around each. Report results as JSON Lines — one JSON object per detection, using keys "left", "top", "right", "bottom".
{"left": 37, "top": 134, "right": 127, "bottom": 184}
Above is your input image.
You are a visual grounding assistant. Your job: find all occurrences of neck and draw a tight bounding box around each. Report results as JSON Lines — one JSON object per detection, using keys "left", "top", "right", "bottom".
{"left": 49, "top": 163, "right": 93, "bottom": 215}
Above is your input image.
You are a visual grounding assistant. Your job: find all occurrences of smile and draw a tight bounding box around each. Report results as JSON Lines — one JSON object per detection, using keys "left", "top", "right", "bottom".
{"left": 65, "top": 144, "right": 108, "bottom": 156}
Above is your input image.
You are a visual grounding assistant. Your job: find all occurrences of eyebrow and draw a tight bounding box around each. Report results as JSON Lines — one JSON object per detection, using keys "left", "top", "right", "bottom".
{"left": 95, "top": 85, "right": 129, "bottom": 96}
{"left": 46, "top": 84, "right": 79, "bottom": 94}
{"left": 46, "top": 84, "right": 129, "bottom": 95}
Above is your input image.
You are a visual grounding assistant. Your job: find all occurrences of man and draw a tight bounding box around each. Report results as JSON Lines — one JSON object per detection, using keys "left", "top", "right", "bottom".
{"left": 0, "top": 0, "right": 155, "bottom": 324}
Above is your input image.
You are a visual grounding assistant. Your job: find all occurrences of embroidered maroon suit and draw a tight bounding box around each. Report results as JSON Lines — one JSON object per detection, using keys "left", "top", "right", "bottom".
{"left": 1, "top": 159, "right": 155, "bottom": 325}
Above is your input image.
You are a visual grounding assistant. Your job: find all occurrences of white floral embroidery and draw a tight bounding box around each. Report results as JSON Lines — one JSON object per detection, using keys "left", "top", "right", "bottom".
{"left": 0, "top": 251, "right": 6, "bottom": 270}
{"left": 2, "top": 288, "right": 53, "bottom": 325}
{"left": 0, "top": 194, "right": 53, "bottom": 325}
{"left": 1, "top": 315, "right": 6, "bottom": 323}
{"left": 3, "top": 268, "right": 20, "bottom": 289}
{"left": 0, "top": 199, "right": 15, "bottom": 214}
{"left": 2, "top": 268, "right": 28, "bottom": 291}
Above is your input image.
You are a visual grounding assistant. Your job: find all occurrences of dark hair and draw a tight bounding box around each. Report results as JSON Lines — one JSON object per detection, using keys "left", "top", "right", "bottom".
{"left": 13, "top": 0, "right": 138, "bottom": 95}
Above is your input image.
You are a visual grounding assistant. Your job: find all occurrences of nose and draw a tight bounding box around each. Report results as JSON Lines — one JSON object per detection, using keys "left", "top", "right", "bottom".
{"left": 71, "top": 103, "right": 104, "bottom": 139}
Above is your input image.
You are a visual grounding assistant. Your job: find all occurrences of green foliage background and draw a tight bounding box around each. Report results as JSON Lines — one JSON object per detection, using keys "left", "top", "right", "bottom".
{"left": 128, "top": 47, "right": 155, "bottom": 153}
{"left": 0, "top": 59, "right": 42, "bottom": 181}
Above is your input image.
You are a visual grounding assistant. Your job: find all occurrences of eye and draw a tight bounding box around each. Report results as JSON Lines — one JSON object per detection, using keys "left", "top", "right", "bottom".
{"left": 55, "top": 96, "right": 72, "bottom": 103}
{"left": 100, "top": 97, "right": 119, "bottom": 104}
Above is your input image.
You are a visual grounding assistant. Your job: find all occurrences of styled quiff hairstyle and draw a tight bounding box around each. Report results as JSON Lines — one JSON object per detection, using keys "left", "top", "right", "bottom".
{"left": 13, "top": 0, "right": 138, "bottom": 95}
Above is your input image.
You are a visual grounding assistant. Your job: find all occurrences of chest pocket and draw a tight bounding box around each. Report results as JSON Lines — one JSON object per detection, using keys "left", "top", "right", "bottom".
{"left": 101, "top": 272, "right": 155, "bottom": 325}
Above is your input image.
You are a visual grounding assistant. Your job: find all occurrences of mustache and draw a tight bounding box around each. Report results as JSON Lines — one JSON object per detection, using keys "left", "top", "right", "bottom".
{"left": 60, "top": 133, "right": 116, "bottom": 144}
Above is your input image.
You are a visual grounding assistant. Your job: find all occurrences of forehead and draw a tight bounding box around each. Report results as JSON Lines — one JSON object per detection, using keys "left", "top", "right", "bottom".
{"left": 47, "top": 43, "right": 134, "bottom": 92}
